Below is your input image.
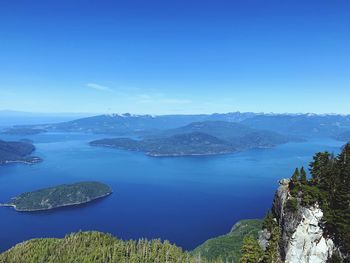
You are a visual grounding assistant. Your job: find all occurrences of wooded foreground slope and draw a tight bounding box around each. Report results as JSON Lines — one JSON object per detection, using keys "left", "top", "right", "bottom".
{"left": 0, "top": 231, "right": 224, "bottom": 263}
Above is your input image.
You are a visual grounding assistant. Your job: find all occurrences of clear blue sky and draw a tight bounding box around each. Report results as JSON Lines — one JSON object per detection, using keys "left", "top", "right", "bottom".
{"left": 0, "top": 0, "right": 349, "bottom": 114}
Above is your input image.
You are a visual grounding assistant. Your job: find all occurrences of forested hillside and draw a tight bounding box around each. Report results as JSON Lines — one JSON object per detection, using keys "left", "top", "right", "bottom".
{"left": 192, "top": 219, "right": 262, "bottom": 262}
{"left": 0, "top": 232, "right": 223, "bottom": 263}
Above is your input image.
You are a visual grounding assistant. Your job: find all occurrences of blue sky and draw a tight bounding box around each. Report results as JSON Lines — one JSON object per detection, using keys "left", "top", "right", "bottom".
{"left": 0, "top": 0, "right": 349, "bottom": 114}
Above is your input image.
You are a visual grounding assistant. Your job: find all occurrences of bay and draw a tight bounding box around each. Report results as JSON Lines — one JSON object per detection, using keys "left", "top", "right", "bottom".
{"left": 0, "top": 132, "right": 343, "bottom": 252}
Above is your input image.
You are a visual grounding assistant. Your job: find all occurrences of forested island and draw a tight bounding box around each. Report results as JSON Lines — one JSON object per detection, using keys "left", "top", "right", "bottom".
{"left": 1, "top": 182, "right": 112, "bottom": 212}
{"left": 90, "top": 121, "right": 294, "bottom": 157}
{"left": 90, "top": 132, "right": 236, "bottom": 156}
{"left": 0, "top": 140, "right": 41, "bottom": 164}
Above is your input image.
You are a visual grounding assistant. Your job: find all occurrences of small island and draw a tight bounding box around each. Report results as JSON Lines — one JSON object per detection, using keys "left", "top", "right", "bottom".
{"left": 0, "top": 181, "right": 112, "bottom": 212}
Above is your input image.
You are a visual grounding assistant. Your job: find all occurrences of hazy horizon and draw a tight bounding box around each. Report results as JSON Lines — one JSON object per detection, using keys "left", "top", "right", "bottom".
{"left": 1, "top": 109, "right": 350, "bottom": 117}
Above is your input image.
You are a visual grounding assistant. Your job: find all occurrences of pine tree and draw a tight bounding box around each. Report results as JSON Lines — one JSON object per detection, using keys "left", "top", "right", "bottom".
{"left": 300, "top": 167, "right": 307, "bottom": 185}
{"left": 334, "top": 143, "right": 350, "bottom": 253}
{"left": 309, "top": 152, "right": 332, "bottom": 188}
{"left": 263, "top": 219, "right": 281, "bottom": 263}
{"left": 291, "top": 168, "right": 299, "bottom": 183}
{"left": 240, "top": 235, "right": 263, "bottom": 263}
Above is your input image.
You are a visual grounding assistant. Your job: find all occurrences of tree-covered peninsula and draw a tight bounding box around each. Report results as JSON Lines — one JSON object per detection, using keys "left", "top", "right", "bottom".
{"left": 1, "top": 182, "right": 112, "bottom": 212}
{"left": 0, "top": 140, "right": 41, "bottom": 164}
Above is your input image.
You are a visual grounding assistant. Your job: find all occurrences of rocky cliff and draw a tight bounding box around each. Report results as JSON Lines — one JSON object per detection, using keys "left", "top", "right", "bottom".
{"left": 259, "top": 179, "right": 338, "bottom": 263}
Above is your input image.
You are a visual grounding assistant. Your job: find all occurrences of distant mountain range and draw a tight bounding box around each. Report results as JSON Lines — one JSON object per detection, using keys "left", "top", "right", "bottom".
{"left": 90, "top": 121, "right": 297, "bottom": 156}
{"left": 241, "top": 114, "right": 350, "bottom": 137}
{"left": 2, "top": 112, "right": 350, "bottom": 139}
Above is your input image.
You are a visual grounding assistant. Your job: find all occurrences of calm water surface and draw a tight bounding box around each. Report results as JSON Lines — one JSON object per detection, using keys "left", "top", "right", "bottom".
{"left": 0, "top": 133, "right": 344, "bottom": 252}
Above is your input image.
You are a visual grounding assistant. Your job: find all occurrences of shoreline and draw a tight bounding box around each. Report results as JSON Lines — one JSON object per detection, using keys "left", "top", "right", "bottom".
{"left": 3, "top": 192, "right": 112, "bottom": 212}
{"left": 90, "top": 143, "right": 279, "bottom": 157}
{"left": 0, "top": 157, "right": 42, "bottom": 165}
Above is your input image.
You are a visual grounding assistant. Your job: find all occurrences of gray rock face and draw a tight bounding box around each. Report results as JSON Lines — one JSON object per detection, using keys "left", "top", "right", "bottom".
{"left": 272, "top": 179, "right": 336, "bottom": 263}
{"left": 258, "top": 229, "right": 271, "bottom": 251}
{"left": 284, "top": 205, "right": 334, "bottom": 263}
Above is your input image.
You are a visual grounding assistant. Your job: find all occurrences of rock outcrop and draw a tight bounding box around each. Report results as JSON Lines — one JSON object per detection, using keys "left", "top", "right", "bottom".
{"left": 259, "top": 179, "right": 337, "bottom": 263}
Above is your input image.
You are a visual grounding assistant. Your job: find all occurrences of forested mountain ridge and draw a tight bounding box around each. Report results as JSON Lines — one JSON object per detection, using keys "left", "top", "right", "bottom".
{"left": 4, "top": 112, "right": 350, "bottom": 138}
{"left": 3, "top": 112, "right": 256, "bottom": 135}
{"left": 241, "top": 114, "right": 350, "bottom": 137}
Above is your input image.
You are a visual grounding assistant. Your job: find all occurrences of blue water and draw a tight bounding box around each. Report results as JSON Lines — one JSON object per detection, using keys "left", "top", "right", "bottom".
{"left": 0, "top": 133, "right": 344, "bottom": 252}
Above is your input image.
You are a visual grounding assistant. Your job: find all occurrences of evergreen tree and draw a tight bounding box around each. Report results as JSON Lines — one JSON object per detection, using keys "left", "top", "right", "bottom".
{"left": 307, "top": 144, "right": 350, "bottom": 258}
{"left": 289, "top": 168, "right": 300, "bottom": 196}
{"left": 309, "top": 152, "right": 332, "bottom": 188}
{"left": 240, "top": 235, "right": 263, "bottom": 263}
{"left": 291, "top": 168, "right": 299, "bottom": 183}
{"left": 262, "top": 211, "right": 275, "bottom": 232}
{"left": 263, "top": 224, "right": 281, "bottom": 263}
{"left": 300, "top": 167, "right": 307, "bottom": 185}
{"left": 333, "top": 143, "right": 350, "bottom": 253}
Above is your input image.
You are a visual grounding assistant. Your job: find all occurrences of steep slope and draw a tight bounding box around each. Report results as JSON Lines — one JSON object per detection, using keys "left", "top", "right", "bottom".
{"left": 269, "top": 179, "right": 336, "bottom": 263}
{"left": 192, "top": 219, "right": 262, "bottom": 262}
{"left": 242, "top": 145, "right": 350, "bottom": 263}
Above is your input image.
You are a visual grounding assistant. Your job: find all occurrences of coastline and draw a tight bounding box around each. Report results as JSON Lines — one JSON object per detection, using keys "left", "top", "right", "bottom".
{"left": 90, "top": 143, "right": 281, "bottom": 157}
{"left": 0, "top": 157, "right": 42, "bottom": 165}
{"left": 3, "top": 191, "right": 113, "bottom": 212}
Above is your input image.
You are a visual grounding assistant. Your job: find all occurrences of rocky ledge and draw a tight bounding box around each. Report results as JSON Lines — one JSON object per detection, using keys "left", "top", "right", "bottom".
{"left": 259, "top": 179, "right": 338, "bottom": 263}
